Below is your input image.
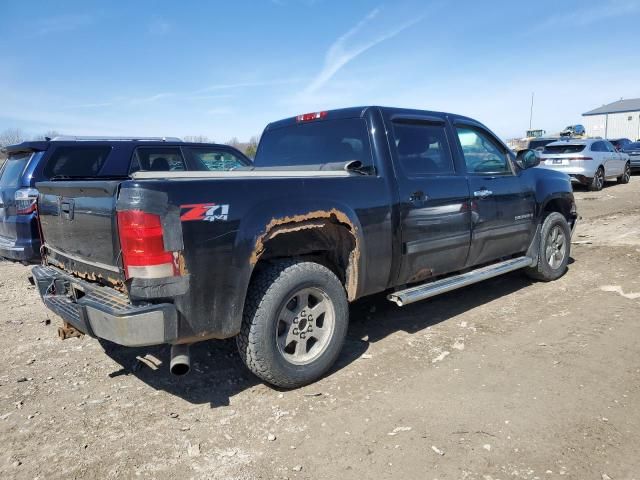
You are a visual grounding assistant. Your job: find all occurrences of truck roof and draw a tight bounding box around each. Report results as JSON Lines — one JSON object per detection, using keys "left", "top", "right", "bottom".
{"left": 263, "top": 106, "right": 480, "bottom": 131}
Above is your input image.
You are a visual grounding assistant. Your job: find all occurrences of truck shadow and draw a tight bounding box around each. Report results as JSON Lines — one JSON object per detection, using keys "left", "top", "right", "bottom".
{"left": 99, "top": 269, "right": 544, "bottom": 408}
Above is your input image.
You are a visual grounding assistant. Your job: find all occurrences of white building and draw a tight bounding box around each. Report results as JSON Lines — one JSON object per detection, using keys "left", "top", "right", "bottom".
{"left": 582, "top": 98, "right": 640, "bottom": 141}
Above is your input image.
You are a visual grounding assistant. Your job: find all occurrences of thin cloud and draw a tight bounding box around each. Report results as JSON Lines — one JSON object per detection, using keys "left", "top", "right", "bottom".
{"left": 32, "top": 13, "right": 94, "bottom": 36}
{"left": 271, "top": 0, "right": 321, "bottom": 5}
{"left": 304, "top": 7, "right": 423, "bottom": 94}
{"left": 65, "top": 102, "right": 113, "bottom": 109}
{"left": 206, "top": 107, "right": 234, "bottom": 116}
{"left": 197, "top": 78, "right": 303, "bottom": 93}
{"left": 187, "top": 93, "right": 235, "bottom": 101}
{"left": 148, "top": 16, "right": 172, "bottom": 35}
{"left": 128, "top": 93, "right": 174, "bottom": 104}
{"left": 536, "top": 0, "right": 640, "bottom": 30}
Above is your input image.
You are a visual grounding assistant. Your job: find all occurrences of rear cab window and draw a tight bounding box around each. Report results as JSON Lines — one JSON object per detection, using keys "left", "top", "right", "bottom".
{"left": 255, "top": 118, "right": 374, "bottom": 169}
{"left": 130, "top": 147, "right": 186, "bottom": 173}
{"left": 44, "top": 146, "right": 111, "bottom": 179}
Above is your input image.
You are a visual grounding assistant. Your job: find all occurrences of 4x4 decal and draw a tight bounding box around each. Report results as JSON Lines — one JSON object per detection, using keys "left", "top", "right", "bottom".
{"left": 180, "top": 203, "right": 230, "bottom": 222}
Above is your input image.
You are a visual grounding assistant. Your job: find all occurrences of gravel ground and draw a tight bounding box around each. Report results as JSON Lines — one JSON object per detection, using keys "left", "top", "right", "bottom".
{"left": 1, "top": 177, "right": 639, "bottom": 480}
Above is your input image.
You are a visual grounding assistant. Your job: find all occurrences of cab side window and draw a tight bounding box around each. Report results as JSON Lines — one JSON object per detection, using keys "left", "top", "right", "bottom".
{"left": 456, "top": 127, "right": 511, "bottom": 174}
{"left": 392, "top": 122, "right": 454, "bottom": 175}
{"left": 130, "top": 147, "right": 186, "bottom": 173}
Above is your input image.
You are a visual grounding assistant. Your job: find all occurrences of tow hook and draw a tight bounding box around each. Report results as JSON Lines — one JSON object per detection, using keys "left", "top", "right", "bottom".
{"left": 58, "top": 321, "right": 83, "bottom": 340}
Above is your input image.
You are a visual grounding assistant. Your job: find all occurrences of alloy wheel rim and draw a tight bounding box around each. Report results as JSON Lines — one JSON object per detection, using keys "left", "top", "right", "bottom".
{"left": 624, "top": 165, "right": 630, "bottom": 182}
{"left": 596, "top": 169, "right": 604, "bottom": 189}
{"left": 545, "top": 225, "right": 567, "bottom": 270}
{"left": 275, "top": 287, "right": 336, "bottom": 365}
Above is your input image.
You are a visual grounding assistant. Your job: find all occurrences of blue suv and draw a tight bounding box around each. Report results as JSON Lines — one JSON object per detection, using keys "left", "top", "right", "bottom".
{"left": 0, "top": 136, "right": 251, "bottom": 262}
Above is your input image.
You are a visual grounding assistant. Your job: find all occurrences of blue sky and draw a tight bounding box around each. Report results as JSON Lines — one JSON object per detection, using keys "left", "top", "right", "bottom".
{"left": 1, "top": 0, "right": 639, "bottom": 141}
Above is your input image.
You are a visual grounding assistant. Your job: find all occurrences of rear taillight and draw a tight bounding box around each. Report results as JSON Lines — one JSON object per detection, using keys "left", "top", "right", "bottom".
{"left": 570, "top": 156, "right": 593, "bottom": 161}
{"left": 116, "top": 210, "right": 178, "bottom": 279}
{"left": 15, "top": 188, "right": 38, "bottom": 215}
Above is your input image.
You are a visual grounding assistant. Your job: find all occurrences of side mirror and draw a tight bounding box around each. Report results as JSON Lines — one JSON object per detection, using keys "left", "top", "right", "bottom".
{"left": 516, "top": 148, "right": 541, "bottom": 169}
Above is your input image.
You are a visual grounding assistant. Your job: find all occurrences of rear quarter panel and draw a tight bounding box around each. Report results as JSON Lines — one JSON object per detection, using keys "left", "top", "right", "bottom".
{"left": 129, "top": 174, "right": 393, "bottom": 340}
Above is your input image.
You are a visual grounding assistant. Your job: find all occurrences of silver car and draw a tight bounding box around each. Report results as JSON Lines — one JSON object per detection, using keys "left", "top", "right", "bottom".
{"left": 538, "top": 139, "right": 631, "bottom": 191}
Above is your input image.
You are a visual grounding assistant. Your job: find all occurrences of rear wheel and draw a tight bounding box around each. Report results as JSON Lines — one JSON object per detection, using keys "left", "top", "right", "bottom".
{"left": 588, "top": 166, "right": 605, "bottom": 191}
{"left": 617, "top": 162, "right": 631, "bottom": 184}
{"left": 524, "top": 212, "right": 571, "bottom": 282}
{"left": 237, "top": 260, "right": 349, "bottom": 388}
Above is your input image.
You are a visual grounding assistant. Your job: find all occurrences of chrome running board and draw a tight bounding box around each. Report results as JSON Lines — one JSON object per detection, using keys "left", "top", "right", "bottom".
{"left": 388, "top": 256, "right": 534, "bottom": 307}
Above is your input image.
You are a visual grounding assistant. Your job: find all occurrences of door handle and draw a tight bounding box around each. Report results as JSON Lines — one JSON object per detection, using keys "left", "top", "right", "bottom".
{"left": 473, "top": 189, "right": 493, "bottom": 199}
{"left": 408, "top": 191, "right": 428, "bottom": 205}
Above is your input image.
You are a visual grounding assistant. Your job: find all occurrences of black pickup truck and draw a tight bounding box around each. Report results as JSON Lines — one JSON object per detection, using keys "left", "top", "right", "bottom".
{"left": 31, "top": 106, "right": 577, "bottom": 388}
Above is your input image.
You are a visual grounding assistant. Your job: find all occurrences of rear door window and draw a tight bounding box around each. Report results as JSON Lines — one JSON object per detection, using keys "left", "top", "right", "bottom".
{"left": 130, "top": 147, "right": 187, "bottom": 173}
{"left": 0, "top": 153, "right": 32, "bottom": 188}
{"left": 255, "top": 118, "right": 373, "bottom": 169}
{"left": 44, "top": 146, "right": 111, "bottom": 178}
{"left": 391, "top": 121, "right": 454, "bottom": 175}
{"left": 185, "top": 147, "right": 248, "bottom": 171}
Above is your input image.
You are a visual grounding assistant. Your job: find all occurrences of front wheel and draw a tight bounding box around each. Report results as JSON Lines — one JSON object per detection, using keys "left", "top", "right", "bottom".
{"left": 617, "top": 162, "right": 631, "bottom": 184}
{"left": 237, "top": 260, "right": 349, "bottom": 388}
{"left": 524, "top": 212, "right": 571, "bottom": 282}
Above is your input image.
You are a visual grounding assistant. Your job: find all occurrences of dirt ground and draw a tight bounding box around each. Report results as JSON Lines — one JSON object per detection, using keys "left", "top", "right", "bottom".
{"left": 1, "top": 177, "right": 639, "bottom": 480}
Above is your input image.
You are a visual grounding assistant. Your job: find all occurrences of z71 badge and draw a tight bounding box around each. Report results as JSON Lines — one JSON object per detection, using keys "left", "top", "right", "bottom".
{"left": 180, "top": 203, "right": 230, "bottom": 222}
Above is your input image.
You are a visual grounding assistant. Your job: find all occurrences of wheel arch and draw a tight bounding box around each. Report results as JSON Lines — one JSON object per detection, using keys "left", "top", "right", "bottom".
{"left": 248, "top": 209, "right": 361, "bottom": 302}
{"left": 538, "top": 192, "right": 576, "bottom": 225}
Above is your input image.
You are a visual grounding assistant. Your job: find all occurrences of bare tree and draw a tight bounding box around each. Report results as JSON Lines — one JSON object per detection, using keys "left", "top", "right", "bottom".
{"left": 225, "top": 137, "right": 243, "bottom": 150}
{"left": 183, "top": 135, "right": 211, "bottom": 143}
{"left": 244, "top": 135, "right": 260, "bottom": 159}
{"left": 32, "top": 130, "right": 62, "bottom": 141}
{"left": 0, "top": 128, "right": 26, "bottom": 148}
{"left": 0, "top": 128, "right": 27, "bottom": 162}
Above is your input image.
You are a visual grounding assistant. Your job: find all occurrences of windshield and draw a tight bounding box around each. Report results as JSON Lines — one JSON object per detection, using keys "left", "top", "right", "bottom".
{"left": 0, "top": 153, "right": 32, "bottom": 189}
{"left": 543, "top": 144, "right": 585, "bottom": 154}
{"left": 255, "top": 119, "right": 373, "bottom": 168}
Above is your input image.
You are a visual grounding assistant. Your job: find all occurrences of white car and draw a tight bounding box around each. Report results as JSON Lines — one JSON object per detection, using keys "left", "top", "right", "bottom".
{"left": 538, "top": 139, "right": 631, "bottom": 191}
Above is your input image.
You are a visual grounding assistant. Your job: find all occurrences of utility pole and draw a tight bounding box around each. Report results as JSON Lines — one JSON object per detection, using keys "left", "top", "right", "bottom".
{"left": 529, "top": 92, "right": 534, "bottom": 130}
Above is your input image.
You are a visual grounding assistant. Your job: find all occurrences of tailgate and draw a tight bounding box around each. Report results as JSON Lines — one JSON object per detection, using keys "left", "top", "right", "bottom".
{"left": 37, "top": 180, "right": 125, "bottom": 283}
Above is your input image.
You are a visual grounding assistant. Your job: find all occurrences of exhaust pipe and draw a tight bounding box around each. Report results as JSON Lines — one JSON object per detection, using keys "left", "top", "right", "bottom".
{"left": 170, "top": 344, "right": 191, "bottom": 376}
